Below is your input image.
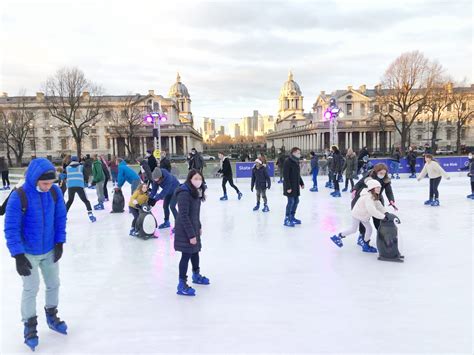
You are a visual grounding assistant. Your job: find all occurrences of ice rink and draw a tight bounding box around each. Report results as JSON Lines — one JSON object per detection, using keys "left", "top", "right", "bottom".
{"left": 1, "top": 174, "right": 472, "bottom": 354}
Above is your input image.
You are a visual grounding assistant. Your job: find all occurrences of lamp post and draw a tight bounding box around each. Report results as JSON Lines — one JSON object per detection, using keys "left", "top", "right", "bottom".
{"left": 324, "top": 98, "right": 344, "bottom": 147}
{"left": 29, "top": 122, "right": 37, "bottom": 157}
{"left": 144, "top": 100, "right": 167, "bottom": 159}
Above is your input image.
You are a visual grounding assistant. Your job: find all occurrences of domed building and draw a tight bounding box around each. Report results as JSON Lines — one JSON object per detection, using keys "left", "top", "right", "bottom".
{"left": 168, "top": 73, "right": 193, "bottom": 125}
{"left": 276, "top": 71, "right": 310, "bottom": 130}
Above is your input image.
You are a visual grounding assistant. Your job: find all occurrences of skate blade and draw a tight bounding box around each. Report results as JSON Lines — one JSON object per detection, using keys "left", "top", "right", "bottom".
{"left": 378, "top": 256, "right": 404, "bottom": 263}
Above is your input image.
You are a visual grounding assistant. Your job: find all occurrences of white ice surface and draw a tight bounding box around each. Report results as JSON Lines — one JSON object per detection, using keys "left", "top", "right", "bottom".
{"left": 1, "top": 175, "right": 472, "bottom": 354}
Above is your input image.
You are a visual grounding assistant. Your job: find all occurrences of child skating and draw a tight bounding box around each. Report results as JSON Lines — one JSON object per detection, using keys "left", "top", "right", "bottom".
{"left": 460, "top": 152, "right": 474, "bottom": 199}
{"left": 309, "top": 151, "right": 319, "bottom": 192}
{"left": 331, "top": 179, "right": 385, "bottom": 253}
{"left": 417, "top": 154, "right": 450, "bottom": 206}
{"left": 128, "top": 183, "right": 149, "bottom": 236}
{"left": 251, "top": 158, "right": 271, "bottom": 212}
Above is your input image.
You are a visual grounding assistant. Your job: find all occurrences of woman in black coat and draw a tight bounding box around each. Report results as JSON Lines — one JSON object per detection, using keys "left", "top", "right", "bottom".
{"left": 283, "top": 147, "right": 304, "bottom": 227}
{"left": 330, "top": 145, "right": 344, "bottom": 196}
{"left": 174, "top": 169, "right": 209, "bottom": 296}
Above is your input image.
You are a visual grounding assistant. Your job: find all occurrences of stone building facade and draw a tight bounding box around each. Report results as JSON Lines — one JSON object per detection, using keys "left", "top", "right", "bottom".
{"left": 0, "top": 74, "right": 202, "bottom": 161}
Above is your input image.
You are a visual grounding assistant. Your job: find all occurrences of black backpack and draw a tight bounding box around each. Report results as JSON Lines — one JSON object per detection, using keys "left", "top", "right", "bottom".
{"left": 0, "top": 186, "right": 58, "bottom": 215}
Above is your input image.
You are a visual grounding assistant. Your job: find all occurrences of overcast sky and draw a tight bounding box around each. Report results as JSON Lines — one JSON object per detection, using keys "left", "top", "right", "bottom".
{"left": 0, "top": 0, "right": 472, "bottom": 131}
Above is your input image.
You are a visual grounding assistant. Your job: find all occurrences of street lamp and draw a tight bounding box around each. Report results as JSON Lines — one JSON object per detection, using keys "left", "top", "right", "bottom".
{"left": 143, "top": 100, "right": 167, "bottom": 158}
{"left": 29, "top": 122, "right": 37, "bottom": 157}
{"left": 323, "top": 97, "right": 344, "bottom": 147}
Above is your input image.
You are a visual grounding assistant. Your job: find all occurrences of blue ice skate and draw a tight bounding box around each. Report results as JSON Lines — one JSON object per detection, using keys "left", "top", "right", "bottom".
{"left": 177, "top": 279, "right": 196, "bottom": 296}
{"left": 45, "top": 307, "right": 68, "bottom": 335}
{"left": 24, "top": 316, "right": 39, "bottom": 351}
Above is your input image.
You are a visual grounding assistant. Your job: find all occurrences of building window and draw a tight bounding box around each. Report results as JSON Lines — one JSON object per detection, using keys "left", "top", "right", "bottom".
{"left": 45, "top": 139, "right": 52, "bottom": 151}
{"left": 106, "top": 138, "right": 111, "bottom": 150}
{"left": 389, "top": 104, "right": 394, "bottom": 113}
{"left": 346, "top": 95, "right": 352, "bottom": 100}
{"left": 461, "top": 103, "right": 467, "bottom": 111}
{"left": 417, "top": 119, "right": 423, "bottom": 125}
{"left": 43, "top": 111, "right": 49, "bottom": 119}
{"left": 374, "top": 104, "right": 380, "bottom": 113}
{"left": 61, "top": 138, "right": 67, "bottom": 150}
{"left": 360, "top": 103, "right": 366, "bottom": 115}
{"left": 446, "top": 118, "right": 452, "bottom": 125}
{"left": 44, "top": 129, "right": 51, "bottom": 135}
{"left": 30, "top": 139, "right": 36, "bottom": 150}
{"left": 446, "top": 104, "right": 451, "bottom": 112}
{"left": 105, "top": 110, "right": 112, "bottom": 118}
{"left": 446, "top": 130, "right": 452, "bottom": 140}
{"left": 346, "top": 103, "right": 352, "bottom": 116}
{"left": 461, "top": 129, "right": 466, "bottom": 139}
{"left": 417, "top": 134, "right": 422, "bottom": 140}
{"left": 92, "top": 137, "right": 98, "bottom": 149}
{"left": 121, "top": 110, "right": 127, "bottom": 118}
{"left": 91, "top": 128, "right": 97, "bottom": 134}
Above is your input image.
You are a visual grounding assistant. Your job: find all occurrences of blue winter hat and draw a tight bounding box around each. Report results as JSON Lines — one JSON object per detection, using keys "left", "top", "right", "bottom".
{"left": 71, "top": 156, "right": 78, "bottom": 162}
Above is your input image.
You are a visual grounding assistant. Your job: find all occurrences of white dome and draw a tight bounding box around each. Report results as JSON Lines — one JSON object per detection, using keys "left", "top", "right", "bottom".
{"left": 168, "top": 73, "right": 190, "bottom": 98}
{"left": 280, "top": 71, "right": 302, "bottom": 97}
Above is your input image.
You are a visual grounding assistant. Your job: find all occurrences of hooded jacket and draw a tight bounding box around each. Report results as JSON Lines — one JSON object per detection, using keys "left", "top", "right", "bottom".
{"left": 117, "top": 160, "right": 141, "bottom": 188}
{"left": 351, "top": 188, "right": 386, "bottom": 222}
{"left": 251, "top": 165, "right": 271, "bottom": 191}
{"left": 4, "top": 158, "right": 67, "bottom": 256}
{"left": 150, "top": 168, "right": 180, "bottom": 200}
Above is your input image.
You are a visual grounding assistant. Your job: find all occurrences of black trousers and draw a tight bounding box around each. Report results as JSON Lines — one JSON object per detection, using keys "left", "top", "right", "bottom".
{"left": 222, "top": 175, "right": 240, "bottom": 195}
{"left": 179, "top": 252, "right": 200, "bottom": 280}
{"left": 163, "top": 193, "right": 178, "bottom": 222}
{"left": 471, "top": 181, "right": 474, "bottom": 193}
{"left": 409, "top": 163, "right": 416, "bottom": 175}
{"left": 66, "top": 187, "right": 92, "bottom": 212}
{"left": 429, "top": 177, "right": 442, "bottom": 200}
{"left": 129, "top": 206, "right": 139, "bottom": 229}
{"left": 333, "top": 174, "right": 340, "bottom": 191}
{"left": 2, "top": 171, "right": 10, "bottom": 186}
{"left": 103, "top": 176, "right": 109, "bottom": 200}
{"left": 344, "top": 177, "right": 354, "bottom": 190}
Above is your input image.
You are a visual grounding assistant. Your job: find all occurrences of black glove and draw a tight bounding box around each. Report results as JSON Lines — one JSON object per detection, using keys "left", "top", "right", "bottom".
{"left": 14, "top": 254, "right": 32, "bottom": 276}
{"left": 54, "top": 243, "right": 63, "bottom": 263}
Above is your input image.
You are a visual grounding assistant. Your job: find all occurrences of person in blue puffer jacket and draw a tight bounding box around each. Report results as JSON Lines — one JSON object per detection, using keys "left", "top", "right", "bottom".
{"left": 149, "top": 167, "right": 180, "bottom": 229}
{"left": 117, "top": 158, "right": 142, "bottom": 195}
{"left": 4, "top": 158, "right": 68, "bottom": 351}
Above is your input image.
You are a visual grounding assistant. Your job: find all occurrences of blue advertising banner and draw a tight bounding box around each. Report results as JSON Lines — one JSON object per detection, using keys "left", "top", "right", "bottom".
{"left": 370, "top": 157, "right": 469, "bottom": 173}
{"left": 236, "top": 161, "right": 275, "bottom": 178}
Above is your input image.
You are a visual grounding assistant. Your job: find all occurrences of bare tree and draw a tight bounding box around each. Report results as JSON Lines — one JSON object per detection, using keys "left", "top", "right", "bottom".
{"left": 377, "top": 51, "right": 443, "bottom": 152}
{"left": 451, "top": 83, "right": 474, "bottom": 153}
{"left": 423, "top": 80, "right": 452, "bottom": 152}
{"left": 0, "top": 94, "right": 36, "bottom": 166}
{"left": 44, "top": 67, "right": 103, "bottom": 157}
{"left": 109, "top": 94, "right": 146, "bottom": 160}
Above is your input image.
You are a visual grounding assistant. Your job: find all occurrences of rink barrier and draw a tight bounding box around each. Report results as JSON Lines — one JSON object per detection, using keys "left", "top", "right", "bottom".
{"left": 235, "top": 162, "right": 275, "bottom": 181}
{"left": 370, "top": 156, "right": 469, "bottom": 173}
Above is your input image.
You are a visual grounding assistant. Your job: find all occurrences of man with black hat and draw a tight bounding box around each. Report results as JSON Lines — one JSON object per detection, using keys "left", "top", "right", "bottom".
{"left": 149, "top": 167, "right": 180, "bottom": 229}
{"left": 4, "top": 158, "right": 68, "bottom": 351}
{"left": 146, "top": 150, "right": 157, "bottom": 173}
{"left": 188, "top": 148, "right": 204, "bottom": 173}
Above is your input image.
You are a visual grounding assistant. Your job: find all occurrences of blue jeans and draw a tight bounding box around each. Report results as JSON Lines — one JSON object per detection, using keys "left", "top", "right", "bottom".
{"left": 390, "top": 161, "right": 400, "bottom": 176}
{"left": 285, "top": 196, "right": 299, "bottom": 218}
{"left": 311, "top": 168, "right": 319, "bottom": 188}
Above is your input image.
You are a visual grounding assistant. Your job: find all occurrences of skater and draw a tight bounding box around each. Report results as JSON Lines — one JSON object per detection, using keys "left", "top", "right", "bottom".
{"left": 82, "top": 154, "right": 93, "bottom": 188}
{"left": 406, "top": 146, "right": 417, "bottom": 178}
{"left": 160, "top": 150, "right": 172, "bottom": 172}
{"left": 109, "top": 156, "right": 119, "bottom": 185}
{"left": 342, "top": 148, "right": 357, "bottom": 192}
{"left": 283, "top": 147, "right": 305, "bottom": 227}
{"left": 4, "top": 158, "right": 68, "bottom": 351}
{"left": 217, "top": 152, "right": 242, "bottom": 201}
{"left": 65, "top": 156, "right": 96, "bottom": 222}
{"left": 174, "top": 169, "right": 209, "bottom": 296}
{"left": 188, "top": 148, "right": 204, "bottom": 173}
{"left": 352, "top": 163, "right": 396, "bottom": 247}
{"left": 389, "top": 147, "right": 401, "bottom": 179}
{"left": 460, "top": 152, "right": 474, "bottom": 199}
{"left": 251, "top": 158, "right": 271, "bottom": 212}
{"left": 357, "top": 146, "right": 369, "bottom": 175}
{"left": 99, "top": 155, "right": 111, "bottom": 201}
{"left": 92, "top": 154, "right": 105, "bottom": 210}
{"left": 138, "top": 156, "right": 153, "bottom": 186}
{"left": 117, "top": 158, "right": 142, "bottom": 195}
{"left": 417, "top": 154, "right": 450, "bottom": 206}
{"left": 149, "top": 167, "right": 180, "bottom": 229}
{"left": 56, "top": 167, "right": 67, "bottom": 196}
{"left": 146, "top": 150, "right": 158, "bottom": 174}
{"left": 330, "top": 179, "right": 385, "bottom": 253}
{"left": 329, "top": 145, "right": 344, "bottom": 197}
{"left": 309, "top": 151, "right": 319, "bottom": 192}
{"left": 128, "top": 182, "right": 149, "bottom": 236}
{"left": 276, "top": 149, "right": 286, "bottom": 183}
{"left": 0, "top": 156, "right": 10, "bottom": 190}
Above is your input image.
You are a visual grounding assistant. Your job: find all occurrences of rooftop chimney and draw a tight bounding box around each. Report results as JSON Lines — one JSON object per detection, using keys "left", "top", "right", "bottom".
{"left": 81, "top": 91, "right": 90, "bottom": 100}
{"left": 359, "top": 84, "right": 366, "bottom": 93}
{"left": 36, "top": 92, "right": 45, "bottom": 102}
{"left": 148, "top": 90, "right": 155, "bottom": 95}
{"left": 1, "top": 92, "right": 7, "bottom": 98}
{"left": 347, "top": 85, "right": 353, "bottom": 91}
{"left": 320, "top": 90, "right": 325, "bottom": 96}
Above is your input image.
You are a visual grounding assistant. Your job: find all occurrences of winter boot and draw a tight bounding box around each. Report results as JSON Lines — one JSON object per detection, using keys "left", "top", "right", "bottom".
{"left": 238, "top": 192, "right": 243, "bottom": 200}
{"left": 361, "top": 240, "right": 378, "bottom": 253}
{"left": 342, "top": 187, "right": 348, "bottom": 192}
{"left": 357, "top": 234, "right": 364, "bottom": 246}
{"left": 129, "top": 228, "right": 139, "bottom": 237}
{"left": 219, "top": 194, "right": 228, "bottom": 201}
{"left": 325, "top": 181, "right": 331, "bottom": 188}
{"left": 467, "top": 193, "right": 474, "bottom": 199}
{"left": 331, "top": 191, "right": 341, "bottom": 198}
{"left": 23, "top": 316, "right": 39, "bottom": 351}
{"left": 45, "top": 307, "right": 68, "bottom": 335}
{"left": 424, "top": 199, "right": 433, "bottom": 205}
{"left": 283, "top": 217, "right": 295, "bottom": 227}
{"left": 278, "top": 179, "right": 283, "bottom": 184}
{"left": 192, "top": 269, "right": 210, "bottom": 285}
{"left": 396, "top": 174, "right": 400, "bottom": 179}
{"left": 431, "top": 199, "right": 440, "bottom": 207}
{"left": 310, "top": 186, "right": 318, "bottom": 192}
{"left": 330, "top": 233, "right": 344, "bottom": 248}
{"left": 262, "top": 204, "right": 270, "bottom": 212}
{"left": 88, "top": 212, "right": 96, "bottom": 222}
{"left": 409, "top": 174, "right": 416, "bottom": 178}
{"left": 253, "top": 202, "right": 260, "bottom": 211}
{"left": 177, "top": 278, "right": 196, "bottom": 296}
{"left": 158, "top": 220, "right": 171, "bottom": 229}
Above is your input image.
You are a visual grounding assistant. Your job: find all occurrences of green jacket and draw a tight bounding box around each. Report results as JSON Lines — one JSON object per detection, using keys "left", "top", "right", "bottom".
{"left": 92, "top": 159, "right": 105, "bottom": 183}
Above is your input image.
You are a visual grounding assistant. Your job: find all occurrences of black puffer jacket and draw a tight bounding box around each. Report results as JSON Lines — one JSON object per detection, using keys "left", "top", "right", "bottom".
{"left": 251, "top": 165, "right": 271, "bottom": 190}
{"left": 283, "top": 156, "right": 304, "bottom": 197}
{"left": 174, "top": 182, "right": 203, "bottom": 254}
{"left": 218, "top": 158, "right": 232, "bottom": 178}
{"left": 351, "top": 169, "right": 395, "bottom": 208}
{"left": 330, "top": 150, "right": 344, "bottom": 174}
{"left": 406, "top": 151, "right": 417, "bottom": 166}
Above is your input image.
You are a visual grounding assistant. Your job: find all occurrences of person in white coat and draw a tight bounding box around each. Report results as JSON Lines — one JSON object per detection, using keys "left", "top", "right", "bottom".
{"left": 417, "top": 154, "right": 450, "bottom": 206}
{"left": 331, "top": 179, "right": 386, "bottom": 253}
